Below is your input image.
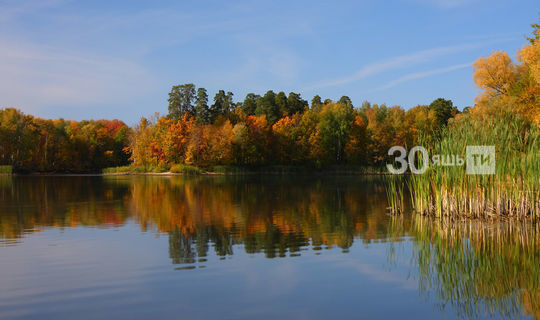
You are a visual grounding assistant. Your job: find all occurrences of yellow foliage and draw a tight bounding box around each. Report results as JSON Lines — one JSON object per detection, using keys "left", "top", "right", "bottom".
{"left": 472, "top": 31, "right": 539, "bottom": 124}
{"left": 473, "top": 51, "right": 517, "bottom": 100}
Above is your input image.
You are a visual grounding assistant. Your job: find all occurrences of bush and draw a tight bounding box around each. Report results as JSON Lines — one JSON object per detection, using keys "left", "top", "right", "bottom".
{"left": 209, "top": 165, "right": 247, "bottom": 174}
{"left": 170, "top": 164, "right": 203, "bottom": 175}
{"left": 0, "top": 165, "right": 13, "bottom": 174}
{"left": 102, "top": 166, "right": 133, "bottom": 174}
{"left": 151, "top": 165, "right": 169, "bottom": 173}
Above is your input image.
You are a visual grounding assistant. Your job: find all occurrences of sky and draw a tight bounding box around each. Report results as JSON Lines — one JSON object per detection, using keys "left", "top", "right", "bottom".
{"left": 0, "top": 0, "right": 538, "bottom": 124}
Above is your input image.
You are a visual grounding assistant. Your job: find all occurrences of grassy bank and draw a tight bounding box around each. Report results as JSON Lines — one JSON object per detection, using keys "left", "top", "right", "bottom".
{"left": 103, "top": 164, "right": 386, "bottom": 175}
{"left": 0, "top": 165, "right": 12, "bottom": 175}
{"left": 387, "top": 113, "right": 539, "bottom": 220}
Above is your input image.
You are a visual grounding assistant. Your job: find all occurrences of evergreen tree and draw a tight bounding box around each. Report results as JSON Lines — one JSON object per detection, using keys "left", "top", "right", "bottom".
{"left": 428, "top": 98, "right": 454, "bottom": 127}
{"left": 194, "top": 87, "right": 209, "bottom": 124}
{"left": 287, "top": 92, "right": 307, "bottom": 115}
{"left": 311, "top": 95, "right": 323, "bottom": 111}
{"left": 255, "top": 90, "right": 280, "bottom": 124}
{"left": 167, "top": 84, "right": 196, "bottom": 120}
{"left": 275, "top": 91, "right": 288, "bottom": 116}
{"left": 242, "top": 93, "right": 260, "bottom": 115}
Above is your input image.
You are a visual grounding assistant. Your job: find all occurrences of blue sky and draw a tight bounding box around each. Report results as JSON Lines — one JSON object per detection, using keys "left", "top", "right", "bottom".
{"left": 0, "top": 0, "right": 538, "bottom": 124}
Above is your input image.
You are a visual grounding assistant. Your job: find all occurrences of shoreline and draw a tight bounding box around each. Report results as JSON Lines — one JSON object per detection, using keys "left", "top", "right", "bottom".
{"left": 6, "top": 170, "right": 392, "bottom": 177}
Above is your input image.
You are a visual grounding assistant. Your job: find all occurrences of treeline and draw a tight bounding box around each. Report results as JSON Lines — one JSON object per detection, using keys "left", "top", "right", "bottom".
{"left": 127, "top": 19, "right": 540, "bottom": 171}
{"left": 130, "top": 90, "right": 459, "bottom": 169}
{"left": 0, "top": 108, "right": 130, "bottom": 172}
{"left": 131, "top": 22, "right": 539, "bottom": 172}
{"left": 0, "top": 96, "right": 456, "bottom": 172}
{"left": 1, "top": 23, "right": 537, "bottom": 173}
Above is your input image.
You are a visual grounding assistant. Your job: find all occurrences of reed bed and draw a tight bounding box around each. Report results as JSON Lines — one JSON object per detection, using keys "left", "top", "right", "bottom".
{"left": 388, "top": 113, "right": 539, "bottom": 220}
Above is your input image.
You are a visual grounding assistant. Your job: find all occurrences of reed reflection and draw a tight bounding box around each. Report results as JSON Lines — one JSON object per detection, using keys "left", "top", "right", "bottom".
{"left": 389, "top": 215, "right": 539, "bottom": 319}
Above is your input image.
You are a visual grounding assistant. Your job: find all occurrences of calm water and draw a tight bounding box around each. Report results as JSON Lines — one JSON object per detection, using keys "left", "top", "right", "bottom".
{"left": 0, "top": 175, "right": 538, "bottom": 319}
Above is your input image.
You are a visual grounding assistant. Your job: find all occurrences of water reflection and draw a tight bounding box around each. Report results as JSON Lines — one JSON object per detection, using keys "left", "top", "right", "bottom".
{"left": 0, "top": 176, "right": 131, "bottom": 242}
{"left": 0, "top": 175, "right": 538, "bottom": 319}
{"left": 391, "top": 215, "right": 540, "bottom": 319}
{"left": 0, "top": 175, "right": 391, "bottom": 253}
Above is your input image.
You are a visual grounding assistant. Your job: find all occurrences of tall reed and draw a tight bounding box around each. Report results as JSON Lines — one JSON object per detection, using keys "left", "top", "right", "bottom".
{"left": 387, "top": 112, "right": 539, "bottom": 220}
{"left": 385, "top": 175, "right": 405, "bottom": 215}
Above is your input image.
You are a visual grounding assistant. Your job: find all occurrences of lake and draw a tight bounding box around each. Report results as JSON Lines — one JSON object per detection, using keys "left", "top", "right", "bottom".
{"left": 0, "top": 175, "right": 538, "bottom": 319}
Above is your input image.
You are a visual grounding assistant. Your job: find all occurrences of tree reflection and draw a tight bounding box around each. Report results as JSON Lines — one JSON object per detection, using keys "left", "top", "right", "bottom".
{"left": 1, "top": 175, "right": 538, "bottom": 319}
{"left": 0, "top": 176, "right": 131, "bottom": 240}
{"left": 125, "top": 176, "right": 388, "bottom": 260}
{"left": 0, "top": 175, "right": 390, "bottom": 257}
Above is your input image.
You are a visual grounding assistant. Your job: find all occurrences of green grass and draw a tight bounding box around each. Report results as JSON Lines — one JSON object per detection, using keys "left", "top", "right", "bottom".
{"left": 0, "top": 165, "right": 13, "bottom": 174}
{"left": 103, "top": 165, "right": 172, "bottom": 174}
{"left": 102, "top": 164, "right": 393, "bottom": 176}
{"left": 208, "top": 165, "right": 386, "bottom": 175}
{"left": 208, "top": 165, "right": 248, "bottom": 174}
{"left": 151, "top": 165, "right": 169, "bottom": 173}
{"left": 102, "top": 166, "right": 134, "bottom": 174}
{"left": 387, "top": 112, "right": 539, "bottom": 220}
{"left": 170, "top": 164, "right": 203, "bottom": 174}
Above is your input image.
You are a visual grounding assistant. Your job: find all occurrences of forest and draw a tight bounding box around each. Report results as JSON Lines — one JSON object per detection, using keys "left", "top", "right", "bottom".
{"left": 0, "top": 24, "right": 538, "bottom": 173}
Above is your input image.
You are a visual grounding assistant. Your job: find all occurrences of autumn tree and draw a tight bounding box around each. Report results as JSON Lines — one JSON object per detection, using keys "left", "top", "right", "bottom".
{"left": 0, "top": 108, "right": 130, "bottom": 172}
{"left": 344, "top": 114, "right": 369, "bottom": 164}
{"left": 164, "top": 114, "right": 194, "bottom": 164}
{"left": 272, "top": 114, "right": 304, "bottom": 164}
{"left": 129, "top": 117, "right": 156, "bottom": 168}
{"left": 318, "top": 103, "right": 354, "bottom": 163}
{"left": 471, "top": 22, "right": 540, "bottom": 123}
{"left": 232, "top": 115, "right": 271, "bottom": 165}
{"left": 516, "top": 22, "right": 540, "bottom": 123}
{"left": 204, "top": 121, "right": 234, "bottom": 165}
{"left": 473, "top": 51, "right": 517, "bottom": 100}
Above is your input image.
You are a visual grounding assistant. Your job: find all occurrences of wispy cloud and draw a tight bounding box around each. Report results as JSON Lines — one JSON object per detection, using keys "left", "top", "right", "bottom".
{"left": 0, "top": 37, "right": 155, "bottom": 113}
{"left": 411, "top": 0, "right": 480, "bottom": 9}
{"left": 0, "top": 0, "right": 64, "bottom": 21}
{"left": 303, "top": 39, "right": 506, "bottom": 92}
{"left": 0, "top": 0, "right": 312, "bottom": 111}
{"left": 372, "top": 62, "right": 472, "bottom": 91}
